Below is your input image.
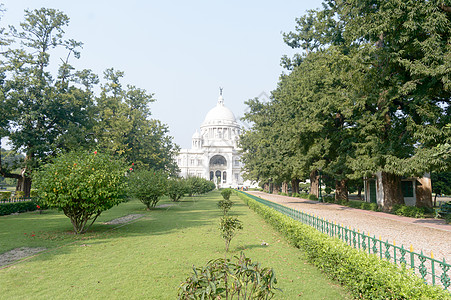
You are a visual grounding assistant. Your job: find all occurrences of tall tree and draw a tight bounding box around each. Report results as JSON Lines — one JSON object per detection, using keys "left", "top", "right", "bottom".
{"left": 277, "top": 0, "right": 450, "bottom": 210}
{"left": 0, "top": 8, "right": 94, "bottom": 196}
{"left": 94, "top": 68, "right": 179, "bottom": 174}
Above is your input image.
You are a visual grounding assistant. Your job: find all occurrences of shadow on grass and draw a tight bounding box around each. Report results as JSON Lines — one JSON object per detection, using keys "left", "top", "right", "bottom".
{"left": 1, "top": 192, "right": 229, "bottom": 266}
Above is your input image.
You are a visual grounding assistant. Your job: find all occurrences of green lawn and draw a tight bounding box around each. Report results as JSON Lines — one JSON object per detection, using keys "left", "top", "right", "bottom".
{"left": 0, "top": 191, "right": 351, "bottom": 299}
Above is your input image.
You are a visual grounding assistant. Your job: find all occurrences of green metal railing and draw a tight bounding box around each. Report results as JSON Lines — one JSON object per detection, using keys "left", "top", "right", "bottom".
{"left": 239, "top": 191, "right": 450, "bottom": 291}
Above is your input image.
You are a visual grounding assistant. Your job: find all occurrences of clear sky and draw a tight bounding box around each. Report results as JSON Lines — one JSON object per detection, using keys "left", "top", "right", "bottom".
{"left": 0, "top": 0, "right": 323, "bottom": 149}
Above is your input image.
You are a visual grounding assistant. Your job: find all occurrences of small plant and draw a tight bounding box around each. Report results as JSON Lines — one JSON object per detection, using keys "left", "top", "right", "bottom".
{"left": 220, "top": 216, "right": 243, "bottom": 252}
{"left": 218, "top": 199, "right": 233, "bottom": 215}
{"left": 221, "top": 188, "right": 232, "bottom": 200}
{"left": 178, "top": 253, "right": 279, "bottom": 299}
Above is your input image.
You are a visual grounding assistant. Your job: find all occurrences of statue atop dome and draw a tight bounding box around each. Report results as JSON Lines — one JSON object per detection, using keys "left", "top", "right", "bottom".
{"left": 219, "top": 87, "right": 223, "bottom": 96}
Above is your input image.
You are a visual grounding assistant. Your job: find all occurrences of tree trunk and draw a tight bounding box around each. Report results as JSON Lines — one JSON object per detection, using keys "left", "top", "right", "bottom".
{"left": 16, "top": 173, "right": 32, "bottom": 197}
{"left": 335, "top": 179, "right": 348, "bottom": 202}
{"left": 415, "top": 175, "right": 432, "bottom": 209}
{"left": 272, "top": 184, "right": 280, "bottom": 194}
{"left": 357, "top": 186, "right": 363, "bottom": 200}
{"left": 381, "top": 171, "right": 404, "bottom": 212}
{"left": 309, "top": 170, "right": 319, "bottom": 198}
{"left": 291, "top": 178, "right": 299, "bottom": 194}
{"left": 281, "top": 182, "right": 289, "bottom": 194}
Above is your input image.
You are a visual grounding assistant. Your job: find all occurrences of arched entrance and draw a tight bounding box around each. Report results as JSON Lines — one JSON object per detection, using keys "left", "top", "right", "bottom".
{"left": 210, "top": 155, "right": 227, "bottom": 186}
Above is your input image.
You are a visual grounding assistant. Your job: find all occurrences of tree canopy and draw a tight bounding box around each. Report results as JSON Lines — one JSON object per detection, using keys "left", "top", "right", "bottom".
{"left": 0, "top": 8, "right": 179, "bottom": 195}
{"left": 240, "top": 0, "right": 451, "bottom": 209}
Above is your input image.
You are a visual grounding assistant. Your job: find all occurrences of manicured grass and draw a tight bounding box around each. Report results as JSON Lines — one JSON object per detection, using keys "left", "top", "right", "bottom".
{"left": 0, "top": 191, "right": 351, "bottom": 299}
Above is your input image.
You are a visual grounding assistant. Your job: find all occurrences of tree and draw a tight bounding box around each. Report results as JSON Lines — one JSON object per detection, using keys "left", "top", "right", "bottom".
{"left": 128, "top": 169, "right": 167, "bottom": 209}
{"left": 0, "top": 8, "right": 96, "bottom": 196}
{"left": 94, "top": 69, "right": 179, "bottom": 175}
{"left": 167, "top": 177, "right": 186, "bottom": 202}
{"left": 242, "top": 0, "right": 451, "bottom": 211}
{"left": 33, "top": 150, "right": 128, "bottom": 234}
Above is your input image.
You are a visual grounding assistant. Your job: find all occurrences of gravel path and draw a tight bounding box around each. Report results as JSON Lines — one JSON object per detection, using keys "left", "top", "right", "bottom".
{"left": 248, "top": 191, "right": 451, "bottom": 263}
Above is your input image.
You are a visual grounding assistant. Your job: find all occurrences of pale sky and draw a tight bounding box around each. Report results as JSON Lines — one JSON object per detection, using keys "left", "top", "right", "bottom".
{"left": 0, "top": 0, "right": 323, "bottom": 149}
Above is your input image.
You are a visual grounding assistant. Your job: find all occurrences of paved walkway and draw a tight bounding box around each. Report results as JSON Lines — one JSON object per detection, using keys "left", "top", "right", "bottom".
{"left": 247, "top": 191, "right": 451, "bottom": 263}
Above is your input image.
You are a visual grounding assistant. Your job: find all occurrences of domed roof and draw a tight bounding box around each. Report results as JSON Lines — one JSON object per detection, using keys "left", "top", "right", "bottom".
{"left": 192, "top": 130, "right": 201, "bottom": 139}
{"left": 202, "top": 94, "right": 237, "bottom": 126}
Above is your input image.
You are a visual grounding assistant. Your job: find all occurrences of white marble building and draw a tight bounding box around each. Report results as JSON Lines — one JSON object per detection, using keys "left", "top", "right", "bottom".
{"left": 176, "top": 91, "right": 246, "bottom": 188}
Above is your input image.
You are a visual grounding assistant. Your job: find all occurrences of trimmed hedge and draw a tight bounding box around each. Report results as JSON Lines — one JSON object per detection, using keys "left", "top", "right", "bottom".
{"left": 0, "top": 200, "right": 39, "bottom": 216}
{"left": 237, "top": 192, "right": 450, "bottom": 300}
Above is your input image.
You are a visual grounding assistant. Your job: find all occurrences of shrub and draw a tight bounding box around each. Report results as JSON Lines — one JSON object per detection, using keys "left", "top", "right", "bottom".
{"left": 220, "top": 188, "right": 232, "bottom": 200}
{"left": 14, "top": 191, "right": 25, "bottom": 198}
{"left": 185, "top": 176, "right": 215, "bottom": 196}
{"left": 392, "top": 205, "right": 426, "bottom": 218}
{"left": 30, "top": 189, "right": 39, "bottom": 198}
{"left": 33, "top": 150, "right": 128, "bottom": 234}
{"left": 167, "top": 178, "right": 187, "bottom": 202}
{"left": 237, "top": 192, "right": 449, "bottom": 300}
{"left": 307, "top": 194, "right": 318, "bottom": 201}
{"left": 218, "top": 199, "right": 233, "bottom": 215}
{"left": 323, "top": 196, "right": 334, "bottom": 203}
{"left": 178, "top": 253, "right": 279, "bottom": 299}
{"left": 0, "top": 191, "right": 12, "bottom": 200}
{"left": 445, "top": 214, "right": 451, "bottom": 224}
{"left": 0, "top": 200, "right": 38, "bottom": 216}
{"left": 128, "top": 169, "right": 167, "bottom": 210}
{"left": 220, "top": 216, "right": 243, "bottom": 252}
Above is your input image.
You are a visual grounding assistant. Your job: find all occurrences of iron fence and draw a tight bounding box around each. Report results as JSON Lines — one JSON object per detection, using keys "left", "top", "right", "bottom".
{"left": 0, "top": 197, "right": 35, "bottom": 204}
{"left": 240, "top": 191, "right": 450, "bottom": 291}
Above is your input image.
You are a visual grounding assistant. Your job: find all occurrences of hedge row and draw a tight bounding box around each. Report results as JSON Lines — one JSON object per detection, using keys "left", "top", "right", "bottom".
{"left": 237, "top": 192, "right": 450, "bottom": 300}
{"left": 0, "top": 200, "right": 39, "bottom": 216}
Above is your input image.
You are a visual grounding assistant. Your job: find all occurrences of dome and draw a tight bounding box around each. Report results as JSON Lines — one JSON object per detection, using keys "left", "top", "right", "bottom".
{"left": 192, "top": 130, "right": 201, "bottom": 139}
{"left": 202, "top": 94, "right": 237, "bottom": 126}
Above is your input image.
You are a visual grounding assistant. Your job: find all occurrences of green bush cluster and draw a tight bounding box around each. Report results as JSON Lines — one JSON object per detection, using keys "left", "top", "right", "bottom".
{"left": 237, "top": 192, "right": 450, "bottom": 300}
{"left": 0, "top": 200, "right": 38, "bottom": 216}
{"left": 392, "top": 205, "right": 432, "bottom": 218}
{"left": 292, "top": 192, "right": 318, "bottom": 201}
{"left": 345, "top": 200, "right": 379, "bottom": 211}
{"left": 185, "top": 176, "right": 216, "bottom": 196}
{"left": 129, "top": 174, "right": 215, "bottom": 208}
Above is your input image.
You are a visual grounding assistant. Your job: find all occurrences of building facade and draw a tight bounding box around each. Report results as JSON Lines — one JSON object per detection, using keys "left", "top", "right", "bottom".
{"left": 176, "top": 92, "right": 247, "bottom": 188}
